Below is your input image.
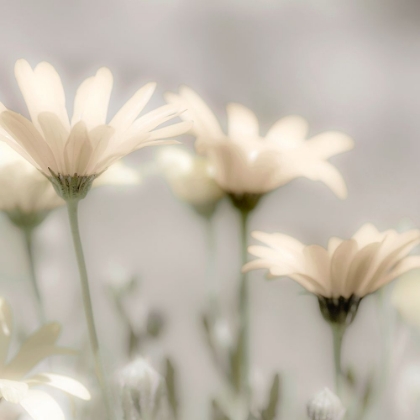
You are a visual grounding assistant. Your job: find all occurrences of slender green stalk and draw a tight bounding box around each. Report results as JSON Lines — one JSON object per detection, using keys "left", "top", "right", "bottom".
{"left": 331, "top": 323, "right": 346, "bottom": 394}
{"left": 205, "top": 215, "right": 217, "bottom": 308}
{"left": 239, "top": 209, "right": 250, "bottom": 399}
{"left": 23, "top": 227, "right": 45, "bottom": 324}
{"left": 66, "top": 199, "right": 113, "bottom": 420}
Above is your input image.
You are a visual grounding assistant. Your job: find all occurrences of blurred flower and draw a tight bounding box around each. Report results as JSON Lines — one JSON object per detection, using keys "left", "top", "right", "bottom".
{"left": 307, "top": 388, "right": 345, "bottom": 420}
{"left": 158, "top": 147, "right": 224, "bottom": 216}
{"left": 0, "top": 297, "right": 90, "bottom": 420}
{"left": 244, "top": 224, "right": 420, "bottom": 324}
{"left": 0, "top": 141, "right": 140, "bottom": 229}
{"left": 119, "top": 357, "right": 165, "bottom": 420}
{"left": 165, "top": 86, "right": 353, "bottom": 201}
{"left": 0, "top": 60, "right": 191, "bottom": 200}
{"left": 392, "top": 269, "right": 420, "bottom": 329}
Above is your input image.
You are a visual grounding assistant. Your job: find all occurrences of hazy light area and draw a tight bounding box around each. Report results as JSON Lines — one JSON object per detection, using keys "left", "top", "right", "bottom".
{"left": 0, "top": 0, "right": 420, "bottom": 419}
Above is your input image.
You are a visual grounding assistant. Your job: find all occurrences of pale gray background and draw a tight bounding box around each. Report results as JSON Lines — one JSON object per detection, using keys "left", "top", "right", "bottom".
{"left": 0, "top": 0, "right": 419, "bottom": 419}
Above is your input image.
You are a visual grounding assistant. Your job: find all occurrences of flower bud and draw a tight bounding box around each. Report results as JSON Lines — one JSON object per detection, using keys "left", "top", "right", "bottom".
{"left": 119, "top": 358, "right": 164, "bottom": 420}
{"left": 307, "top": 388, "right": 345, "bottom": 420}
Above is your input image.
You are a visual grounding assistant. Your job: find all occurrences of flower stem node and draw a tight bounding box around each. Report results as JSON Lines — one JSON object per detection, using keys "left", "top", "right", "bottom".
{"left": 307, "top": 387, "right": 345, "bottom": 420}
{"left": 318, "top": 295, "right": 362, "bottom": 326}
{"left": 48, "top": 169, "right": 99, "bottom": 201}
{"left": 228, "top": 193, "right": 262, "bottom": 214}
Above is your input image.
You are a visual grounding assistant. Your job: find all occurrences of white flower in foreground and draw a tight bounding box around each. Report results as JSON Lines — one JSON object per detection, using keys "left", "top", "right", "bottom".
{"left": 307, "top": 388, "right": 345, "bottom": 420}
{"left": 392, "top": 269, "right": 420, "bottom": 329}
{"left": 158, "top": 147, "right": 224, "bottom": 216}
{"left": 165, "top": 86, "right": 353, "bottom": 200}
{"left": 0, "top": 60, "right": 190, "bottom": 200}
{"left": 244, "top": 223, "right": 420, "bottom": 324}
{"left": 0, "top": 297, "right": 90, "bottom": 420}
{"left": 119, "top": 357, "right": 164, "bottom": 420}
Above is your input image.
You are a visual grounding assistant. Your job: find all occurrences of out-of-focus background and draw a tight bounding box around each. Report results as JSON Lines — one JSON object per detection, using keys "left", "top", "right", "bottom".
{"left": 0, "top": 0, "right": 420, "bottom": 418}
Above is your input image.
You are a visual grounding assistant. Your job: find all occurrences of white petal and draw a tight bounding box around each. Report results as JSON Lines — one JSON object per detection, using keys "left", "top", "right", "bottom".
{"left": 63, "top": 121, "right": 92, "bottom": 175}
{"left": 72, "top": 67, "right": 113, "bottom": 129}
{"left": 37, "top": 112, "right": 69, "bottom": 171}
{"left": 166, "top": 86, "right": 224, "bottom": 139}
{"left": 352, "top": 223, "right": 382, "bottom": 246}
{"left": 20, "top": 389, "right": 65, "bottom": 420}
{"left": 226, "top": 103, "right": 259, "bottom": 139}
{"left": 299, "top": 159, "right": 348, "bottom": 199}
{"left": 3, "top": 322, "right": 74, "bottom": 380}
{"left": 330, "top": 239, "right": 358, "bottom": 298}
{"left": 251, "top": 231, "right": 304, "bottom": 253}
{"left": 29, "top": 373, "right": 90, "bottom": 400}
{"left": 0, "top": 111, "right": 55, "bottom": 173}
{"left": 147, "top": 121, "right": 193, "bottom": 141}
{"left": 110, "top": 82, "right": 156, "bottom": 133}
{"left": 372, "top": 256, "right": 420, "bottom": 293}
{"left": 265, "top": 115, "right": 308, "bottom": 148}
{"left": 14, "top": 60, "right": 70, "bottom": 131}
{"left": 305, "top": 131, "right": 354, "bottom": 159}
{"left": 0, "top": 379, "right": 28, "bottom": 403}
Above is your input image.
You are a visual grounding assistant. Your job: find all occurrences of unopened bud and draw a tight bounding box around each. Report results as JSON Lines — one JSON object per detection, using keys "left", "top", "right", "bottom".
{"left": 307, "top": 388, "right": 345, "bottom": 420}
{"left": 119, "top": 358, "right": 164, "bottom": 420}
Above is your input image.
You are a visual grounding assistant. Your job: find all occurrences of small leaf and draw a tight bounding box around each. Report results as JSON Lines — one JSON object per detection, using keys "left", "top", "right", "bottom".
{"left": 165, "top": 357, "right": 178, "bottom": 420}
{"left": 261, "top": 373, "right": 281, "bottom": 420}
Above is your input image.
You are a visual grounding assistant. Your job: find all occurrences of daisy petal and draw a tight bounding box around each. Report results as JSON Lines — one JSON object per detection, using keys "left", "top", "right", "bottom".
{"left": 20, "top": 389, "right": 65, "bottom": 420}
{"left": 226, "top": 103, "right": 259, "bottom": 139}
{"left": 265, "top": 115, "right": 308, "bottom": 148}
{"left": 0, "top": 111, "right": 56, "bottom": 173}
{"left": 29, "top": 373, "right": 90, "bottom": 400}
{"left": 15, "top": 60, "right": 70, "bottom": 131}
{"left": 72, "top": 68, "right": 113, "bottom": 129}
{"left": 110, "top": 82, "right": 156, "bottom": 133}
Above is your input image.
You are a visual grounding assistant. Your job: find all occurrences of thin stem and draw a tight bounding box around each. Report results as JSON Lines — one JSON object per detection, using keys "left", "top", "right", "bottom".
{"left": 239, "top": 209, "right": 250, "bottom": 399}
{"left": 205, "top": 215, "right": 218, "bottom": 308}
{"left": 66, "top": 199, "right": 113, "bottom": 420}
{"left": 331, "top": 323, "right": 346, "bottom": 394}
{"left": 23, "top": 227, "right": 45, "bottom": 324}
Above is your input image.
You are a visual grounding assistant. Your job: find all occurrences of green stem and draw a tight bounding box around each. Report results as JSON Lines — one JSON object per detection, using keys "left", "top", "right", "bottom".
{"left": 331, "top": 323, "right": 346, "bottom": 394}
{"left": 66, "top": 199, "right": 113, "bottom": 420}
{"left": 23, "top": 227, "right": 45, "bottom": 324}
{"left": 239, "top": 209, "right": 250, "bottom": 399}
{"left": 205, "top": 215, "right": 217, "bottom": 308}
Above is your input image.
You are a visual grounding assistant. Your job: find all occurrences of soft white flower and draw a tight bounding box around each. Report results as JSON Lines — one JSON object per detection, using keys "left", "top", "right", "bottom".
{"left": 244, "top": 223, "right": 420, "bottom": 299}
{"left": 392, "top": 269, "right": 420, "bottom": 329}
{"left": 157, "top": 147, "right": 224, "bottom": 210}
{"left": 165, "top": 86, "right": 353, "bottom": 197}
{"left": 0, "top": 141, "right": 140, "bottom": 224}
{"left": 307, "top": 388, "right": 345, "bottom": 420}
{"left": 0, "top": 297, "right": 90, "bottom": 420}
{"left": 0, "top": 60, "right": 191, "bottom": 181}
{"left": 119, "top": 357, "right": 164, "bottom": 420}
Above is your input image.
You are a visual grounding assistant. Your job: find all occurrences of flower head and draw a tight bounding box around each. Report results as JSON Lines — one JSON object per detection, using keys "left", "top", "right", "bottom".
{"left": 165, "top": 86, "right": 353, "bottom": 198}
{"left": 0, "top": 60, "right": 191, "bottom": 200}
{"left": 0, "top": 141, "right": 140, "bottom": 228}
{"left": 158, "top": 147, "right": 224, "bottom": 216}
{"left": 307, "top": 388, "right": 345, "bottom": 420}
{"left": 244, "top": 224, "right": 420, "bottom": 324}
{"left": 0, "top": 297, "right": 90, "bottom": 420}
